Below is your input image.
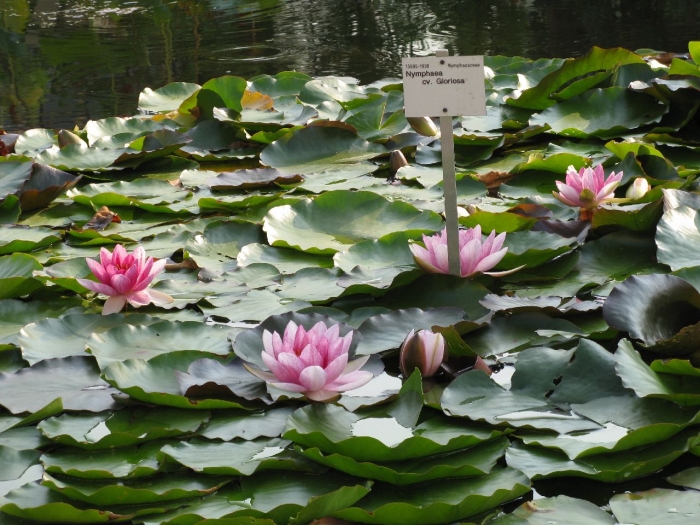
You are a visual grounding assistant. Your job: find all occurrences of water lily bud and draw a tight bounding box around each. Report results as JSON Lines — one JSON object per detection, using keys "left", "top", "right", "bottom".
{"left": 407, "top": 116, "right": 439, "bottom": 137}
{"left": 390, "top": 150, "right": 409, "bottom": 174}
{"left": 399, "top": 329, "right": 446, "bottom": 378}
{"left": 626, "top": 178, "right": 650, "bottom": 199}
{"left": 57, "top": 129, "right": 84, "bottom": 148}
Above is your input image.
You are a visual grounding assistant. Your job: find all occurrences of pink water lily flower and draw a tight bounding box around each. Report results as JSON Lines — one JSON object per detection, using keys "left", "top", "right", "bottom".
{"left": 245, "top": 321, "right": 373, "bottom": 402}
{"left": 553, "top": 164, "right": 623, "bottom": 211}
{"left": 409, "top": 226, "right": 508, "bottom": 278}
{"left": 77, "top": 244, "right": 173, "bottom": 315}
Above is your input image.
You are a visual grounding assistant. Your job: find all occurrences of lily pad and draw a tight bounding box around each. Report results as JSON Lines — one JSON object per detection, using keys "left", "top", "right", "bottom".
{"left": 0, "top": 356, "right": 119, "bottom": 415}
{"left": 160, "top": 438, "right": 322, "bottom": 476}
{"left": 603, "top": 274, "right": 700, "bottom": 356}
{"left": 37, "top": 406, "right": 209, "bottom": 449}
{"left": 41, "top": 441, "right": 164, "bottom": 479}
{"left": 86, "top": 321, "right": 231, "bottom": 369}
{"left": 260, "top": 126, "right": 386, "bottom": 173}
{"left": 42, "top": 471, "right": 230, "bottom": 506}
{"left": 263, "top": 190, "right": 442, "bottom": 254}
{"left": 296, "top": 436, "right": 508, "bottom": 485}
{"left": 610, "top": 488, "right": 700, "bottom": 525}
{"left": 283, "top": 403, "right": 506, "bottom": 462}
{"left": 331, "top": 467, "right": 530, "bottom": 525}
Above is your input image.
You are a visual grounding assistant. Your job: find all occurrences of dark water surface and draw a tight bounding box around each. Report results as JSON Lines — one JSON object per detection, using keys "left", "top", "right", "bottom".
{"left": 2, "top": 0, "right": 700, "bottom": 132}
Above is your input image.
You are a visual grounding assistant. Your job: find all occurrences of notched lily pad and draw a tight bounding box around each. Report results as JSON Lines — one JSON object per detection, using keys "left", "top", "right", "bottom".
{"left": 603, "top": 274, "right": 700, "bottom": 356}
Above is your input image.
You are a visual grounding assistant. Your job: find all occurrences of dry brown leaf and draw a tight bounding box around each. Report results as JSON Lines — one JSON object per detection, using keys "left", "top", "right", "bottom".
{"left": 242, "top": 90, "right": 274, "bottom": 111}
{"left": 475, "top": 170, "right": 515, "bottom": 189}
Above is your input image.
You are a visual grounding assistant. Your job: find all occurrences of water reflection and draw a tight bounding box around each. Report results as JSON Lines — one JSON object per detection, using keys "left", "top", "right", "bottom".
{"left": 1, "top": 0, "right": 699, "bottom": 131}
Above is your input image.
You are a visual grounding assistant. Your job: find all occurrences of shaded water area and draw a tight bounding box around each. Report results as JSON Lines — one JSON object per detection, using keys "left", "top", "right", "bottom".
{"left": 2, "top": 0, "right": 700, "bottom": 132}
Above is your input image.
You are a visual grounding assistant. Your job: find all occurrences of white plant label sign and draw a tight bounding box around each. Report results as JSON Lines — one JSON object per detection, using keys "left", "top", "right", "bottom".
{"left": 401, "top": 55, "right": 487, "bottom": 117}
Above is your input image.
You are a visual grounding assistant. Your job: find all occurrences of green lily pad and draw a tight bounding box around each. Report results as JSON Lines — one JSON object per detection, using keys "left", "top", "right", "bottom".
{"left": 656, "top": 206, "right": 700, "bottom": 271}
{"left": 138, "top": 82, "right": 201, "bottom": 113}
{"left": 0, "top": 482, "right": 182, "bottom": 523}
{"left": 0, "top": 225, "right": 61, "bottom": 255}
{"left": 0, "top": 253, "right": 43, "bottom": 299}
{"left": 614, "top": 340, "right": 700, "bottom": 405}
{"left": 506, "top": 429, "right": 694, "bottom": 482}
{"left": 41, "top": 441, "right": 164, "bottom": 479}
{"left": 102, "top": 351, "right": 252, "bottom": 410}
{"left": 610, "top": 488, "right": 700, "bottom": 525}
{"left": 530, "top": 87, "right": 666, "bottom": 139}
{"left": 160, "top": 437, "right": 323, "bottom": 476}
{"left": 297, "top": 436, "right": 508, "bottom": 486}
{"left": 200, "top": 407, "right": 295, "bottom": 441}
{"left": 238, "top": 244, "right": 333, "bottom": 274}
{"left": 0, "top": 446, "right": 40, "bottom": 483}
{"left": 263, "top": 190, "right": 442, "bottom": 254}
{"left": 0, "top": 162, "right": 33, "bottom": 201}
{"left": 42, "top": 471, "right": 230, "bottom": 506}
{"left": 87, "top": 321, "right": 231, "bottom": 369}
{"left": 0, "top": 356, "right": 119, "bottom": 415}
{"left": 260, "top": 126, "right": 386, "bottom": 173}
{"left": 667, "top": 467, "right": 700, "bottom": 490}
{"left": 18, "top": 313, "right": 163, "bottom": 365}
{"left": 284, "top": 403, "right": 506, "bottom": 462}
{"left": 38, "top": 406, "right": 209, "bottom": 449}
{"left": 332, "top": 467, "right": 530, "bottom": 525}
{"left": 508, "top": 47, "right": 645, "bottom": 110}
{"left": 603, "top": 274, "right": 700, "bottom": 356}
{"left": 487, "top": 495, "right": 616, "bottom": 525}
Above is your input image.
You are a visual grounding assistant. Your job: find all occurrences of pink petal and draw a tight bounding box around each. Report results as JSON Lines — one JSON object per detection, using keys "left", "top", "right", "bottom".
{"left": 323, "top": 353, "right": 349, "bottom": 383}
{"left": 145, "top": 289, "right": 174, "bottom": 305}
{"left": 269, "top": 381, "right": 307, "bottom": 393}
{"left": 77, "top": 278, "right": 118, "bottom": 296}
{"left": 98, "top": 246, "right": 114, "bottom": 267}
{"left": 342, "top": 355, "right": 370, "bottom": 374}
{"left": 277, "top": 352, "right": 306, "bottom": 381}
{"left": 85, "top": 258, "right": 110, "bottom": 284}
{"left": 298, "top": 366, "right": 328, "bottom": 392}
{"left": 126, "top": 290, "right": 152, "bottom": 306}
{"left": 262, "top": 330, "right": 275, "bottom": 356}
{"left": 304, "top": 388, "right": 340, "bottom": 402}
{"left": 325, "top": 370, "right": 374, "bottom": 392}
{"left": 110, "top": 273, "right": 136, "bottom": 295}
{"left": 243, "top": 363, "right": 277, "bottom": 382}
{"left": 102, "top": 295, "right": 127, "bottom": 315}
{"left": 459, "top": 238, "right": 482, "bottom": 277}
{"left": 473, "top": 247, "right": 508, "bottom": 274}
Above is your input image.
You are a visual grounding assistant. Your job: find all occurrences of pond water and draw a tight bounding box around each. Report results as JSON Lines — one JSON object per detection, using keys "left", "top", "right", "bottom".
{"left": 1, "top": 0, "right": 699, "bottom": 132}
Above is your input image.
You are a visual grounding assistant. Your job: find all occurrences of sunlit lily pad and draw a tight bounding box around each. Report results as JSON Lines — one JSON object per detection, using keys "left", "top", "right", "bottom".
{"left": 284, "top": 403, "right": 507, "bottom": 462}
{"left": 296, "top": 436, "right": 508, "bottom": 485}
{"left": 0, "top": 253, "right": 43, "bottom": 300}
{"left": 161, "top": 437, "right": 323, "bottom": 476}
{"left": 487, "top": 495, "right": 616, "bottom": 525}
{"left": 37, "top": 407, "right": 209, "bottom": 449}
{"left": 610, "top": 488, "right": 700, "bottom": 525}
{"left": 102, "top": 352, "right": 255, "bottom": 410}
{"left": 41, "top": 441, "right": 164, "bottom": 479}
{"left": 263, "top": 190, "right": 442, "bottom": 254}
{"left": 506, "top": 429, "right": 694, "bottom": 482}
{"left": 331, "top": 467, "right": 530, "bottom": 525}
{"left": 0, "top": 356, "right": 119, "bottom": 415}
{"left": 87, "top": 321, "right": 231, "bottom": 369}
{"left": 260, "top": 126, "right": 386, "bottom": 173}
